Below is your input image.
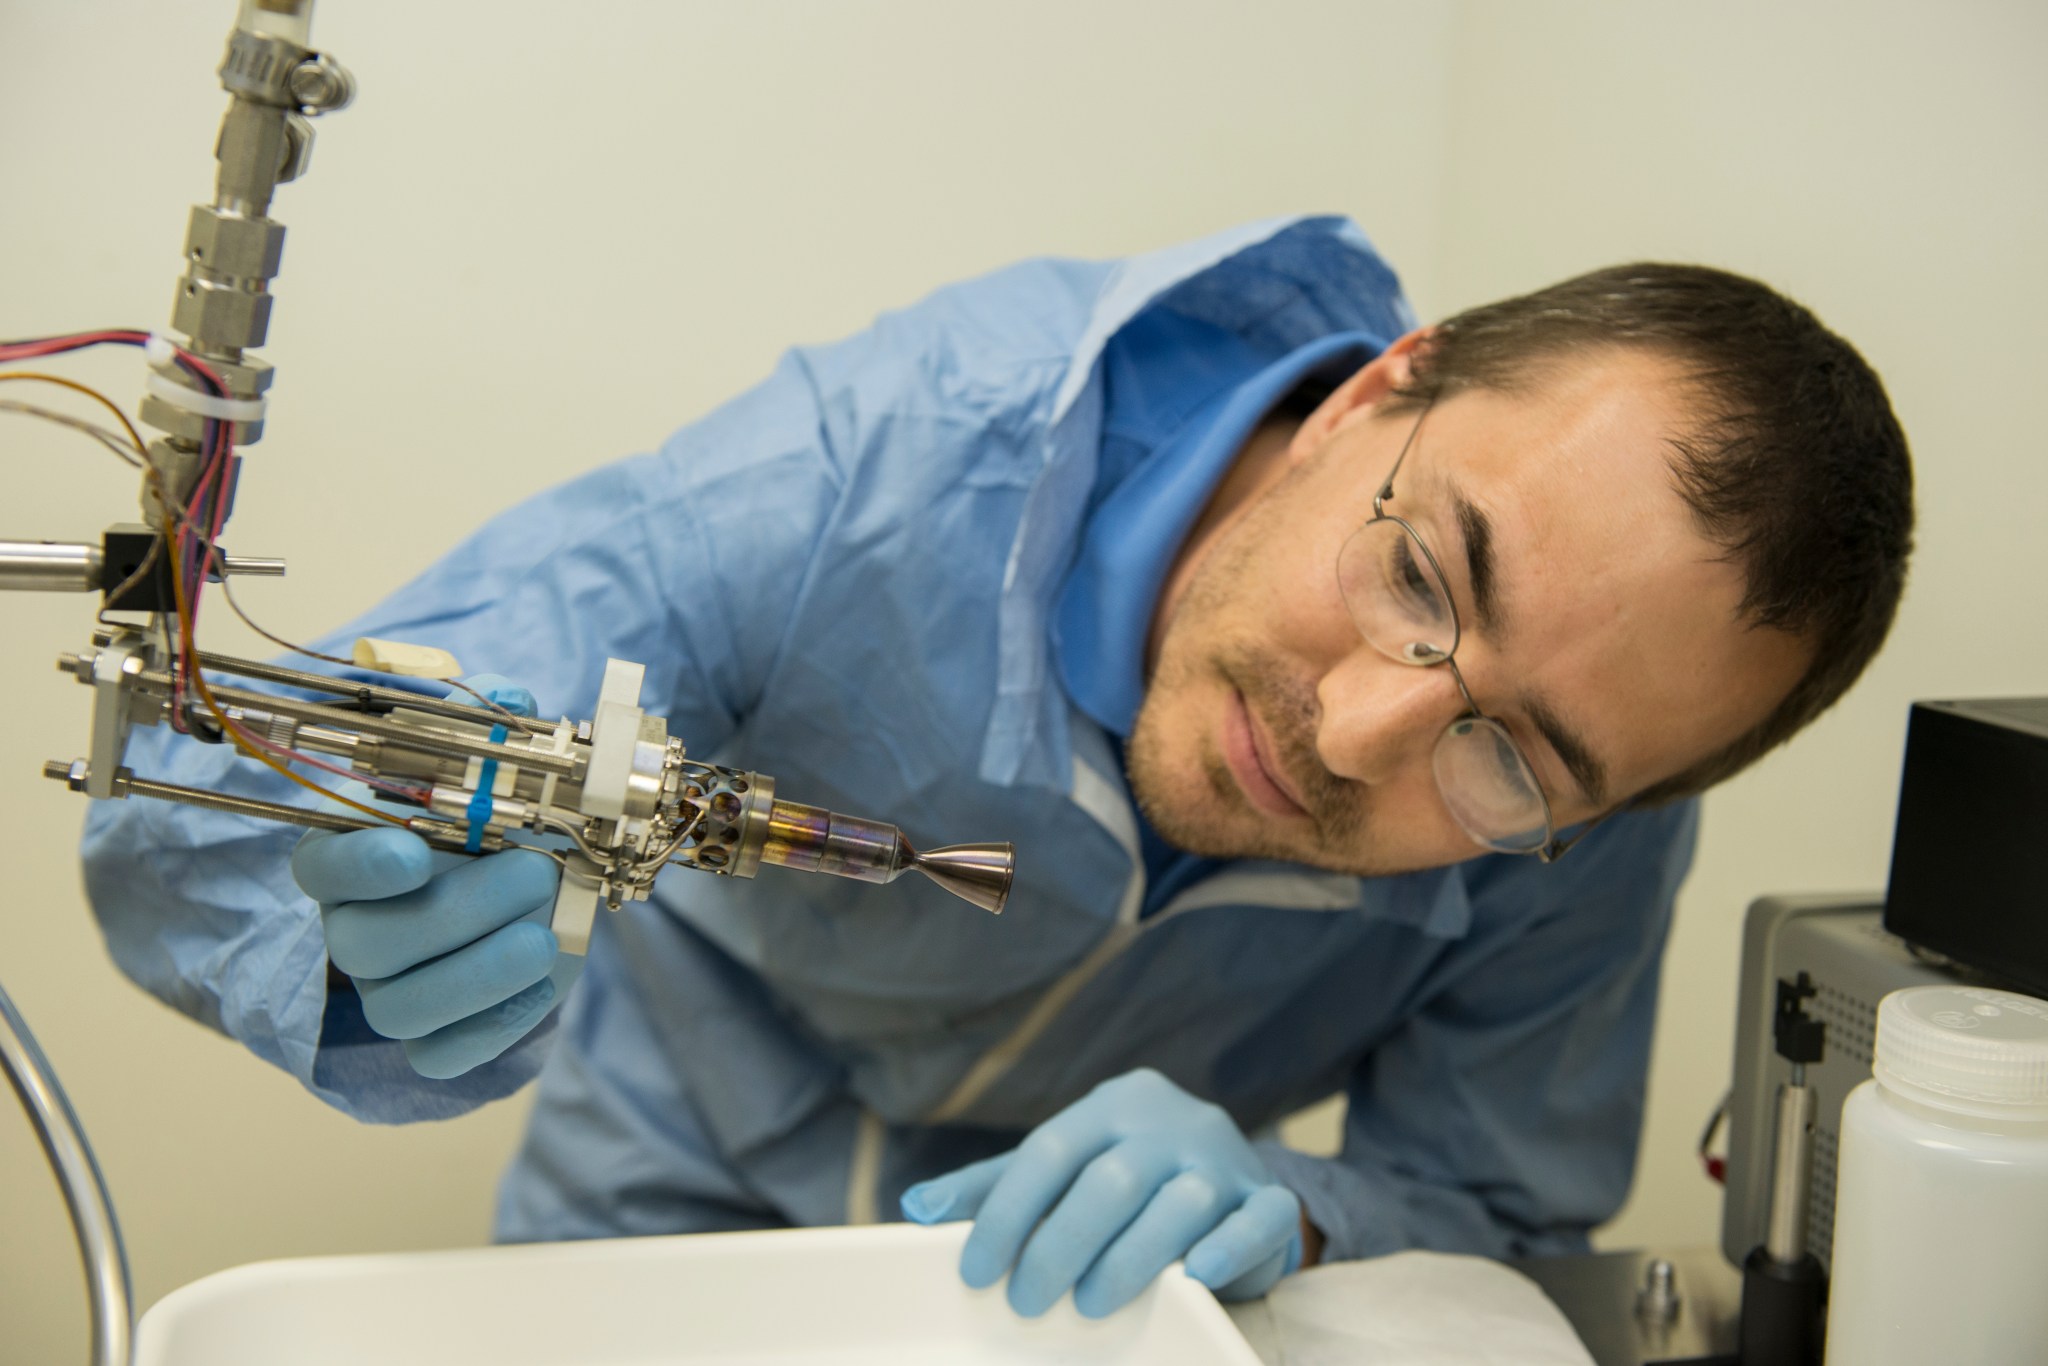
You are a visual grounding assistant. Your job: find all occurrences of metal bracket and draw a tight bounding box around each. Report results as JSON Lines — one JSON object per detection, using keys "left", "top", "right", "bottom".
{"left": 85, "top": 634, "right": 154, "bottom": 799}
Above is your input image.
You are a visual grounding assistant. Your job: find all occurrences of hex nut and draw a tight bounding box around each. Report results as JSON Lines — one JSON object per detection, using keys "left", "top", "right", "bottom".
{"left": 186, "top": 207, "right": 286, "bottom": 280}
{"left": 171, "top": 281, "right": 274, "bottom": 351}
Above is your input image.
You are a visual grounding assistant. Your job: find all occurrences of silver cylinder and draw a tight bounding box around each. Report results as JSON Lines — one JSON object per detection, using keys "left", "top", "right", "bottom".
{"left": 0, "top": 541, "right": 102, "bottom": 592}
{"left": 427, "top": 786, "right": 534, "bottom": 831}
{"left": 758, "top": 800, "right": 911, "bottom": 884}
{"left": 1764, "top": 1080, "right": 1816, "bottom": 1262}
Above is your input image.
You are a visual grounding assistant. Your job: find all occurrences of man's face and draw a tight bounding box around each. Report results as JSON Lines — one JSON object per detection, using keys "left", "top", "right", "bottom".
{"left": 1126, "top": 340, "right": 1810, "bottom": 876}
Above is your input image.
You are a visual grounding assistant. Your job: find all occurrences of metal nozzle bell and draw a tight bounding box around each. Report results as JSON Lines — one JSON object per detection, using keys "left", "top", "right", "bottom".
{"left": 911, "top": 842, "right": 1014, "bottom": 915}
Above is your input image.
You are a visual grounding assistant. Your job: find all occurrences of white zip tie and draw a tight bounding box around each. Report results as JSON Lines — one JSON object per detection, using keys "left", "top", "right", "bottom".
{"left": 143, "top": 332, "right": 179, "bottom": 369}
{"left": 144, "top": 367, "right": 267, "bottom": 423}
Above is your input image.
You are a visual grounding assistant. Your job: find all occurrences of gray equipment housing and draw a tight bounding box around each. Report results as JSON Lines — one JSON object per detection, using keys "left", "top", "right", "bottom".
{"left": 1719, "top": 894, "right": 2009, "bottom": 1273}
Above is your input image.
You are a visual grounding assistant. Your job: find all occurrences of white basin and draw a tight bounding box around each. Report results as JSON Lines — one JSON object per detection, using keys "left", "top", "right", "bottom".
{"left": 135, "top": 1222, "right": 1264, "bottom": 1366}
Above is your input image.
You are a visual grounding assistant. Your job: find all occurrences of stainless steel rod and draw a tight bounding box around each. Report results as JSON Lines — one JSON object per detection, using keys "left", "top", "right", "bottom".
{"left": 0, "top": 976, "right": 133, "bottom": 1366}
{"left": 42, "top": 763, "right": 509, "bottom": 855}
{"left": 108, "top": 769, "right": 372, "bottom": 833}
{"left": 1764, "top": 1079, "right": 1816, "bottom": 1262}
{"left": 133, "top": 671, "right": 578, "bottom": 777}
{"left": 0, "top": 540, "right": 102, "bottom": 592}
{"left": 89, "top": 631, "right": 537, "bottom": 728}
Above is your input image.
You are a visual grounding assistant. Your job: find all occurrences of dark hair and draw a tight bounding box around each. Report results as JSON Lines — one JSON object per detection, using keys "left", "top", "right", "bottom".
{"left": 1387, "top": 263, "right": 1914, "bottom": 804}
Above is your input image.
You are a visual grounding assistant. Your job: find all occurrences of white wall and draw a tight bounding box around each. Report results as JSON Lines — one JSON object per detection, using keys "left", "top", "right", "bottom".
{"left": 3, "top": 1, "right": 2044, "bottom": 1357}
{"left": 0, "top": 4, "right": 1455, "bottom": 1359}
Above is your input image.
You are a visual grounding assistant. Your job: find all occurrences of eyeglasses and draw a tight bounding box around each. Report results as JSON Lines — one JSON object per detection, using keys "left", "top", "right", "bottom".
{"left": 1334, "top": 400, "right": 1602, "bottom": 862}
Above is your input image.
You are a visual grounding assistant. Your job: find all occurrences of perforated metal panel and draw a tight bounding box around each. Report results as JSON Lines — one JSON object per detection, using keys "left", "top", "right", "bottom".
{"left": 1720, "top": 897, "right": 1982, "bottom": 1272}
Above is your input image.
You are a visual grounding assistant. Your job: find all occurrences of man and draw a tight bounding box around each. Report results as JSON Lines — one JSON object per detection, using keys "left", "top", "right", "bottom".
{"left": 85, "top": 216, "right": 1913, "bottom": 1319}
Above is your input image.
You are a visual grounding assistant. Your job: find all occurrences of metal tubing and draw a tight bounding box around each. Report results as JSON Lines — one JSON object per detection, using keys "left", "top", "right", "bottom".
{"left": 96, "top": 768, "right": 370, "bottom": 833}
{"left": 209, "top": 657, "right": 524, "bottom": 728}
{"left": 90, "top": 634, "right": 536, "bottom": 728}
{"left": 0, "top": 541, "right": 103, "bottom": 592}
{"left": 133, "top": 671, "right": 577, "bottom": 777}
{"left": 1764, "top": 1080, "right": 1816, "bottom": 1262}
{"left": 0, "top": 976, "right": 133, "bottom": 1366}
{"left": 42, "top": 763, "right": 507, "bottom": 855}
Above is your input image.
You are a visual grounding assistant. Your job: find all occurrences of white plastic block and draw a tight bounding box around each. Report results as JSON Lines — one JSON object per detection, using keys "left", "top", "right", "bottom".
{"left": 548, "top": 877, "right": 599, "bottom": 957}
{"left": 350, "top": 637, "right": 463, "bottom": 680}
{"left": 598, "top": 657, "right": 645, "bottom": 708}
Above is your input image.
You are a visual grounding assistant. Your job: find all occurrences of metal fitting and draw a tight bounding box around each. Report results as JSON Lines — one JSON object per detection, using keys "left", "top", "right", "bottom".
{"left": 185, "top": 207, "right": 287, "bottom": 281}
{"left": 275, "top": 113, "right": 316, "bottom": 185}
{"left": 288, "top": 56, "right": 355, "bottom": 114}
{"left": 141, "top": 440, "right": 206, "bottom": 520}
{"left": 220, "top": 29, "right": 308, "bottom": 105}
{"left": 169, "top": 278, "right": 274, "bottom": 353}
{"left": 1635, "top": 1258, "right": 1682, "bottom": 1325}
{"left": 42, "top": 759, "right": 91, "bottom": 793}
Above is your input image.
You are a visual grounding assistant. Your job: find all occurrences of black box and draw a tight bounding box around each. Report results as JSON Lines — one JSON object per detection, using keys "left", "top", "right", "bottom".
{"left": 1883, "top": 698, "right": 2048, "bottom": 998}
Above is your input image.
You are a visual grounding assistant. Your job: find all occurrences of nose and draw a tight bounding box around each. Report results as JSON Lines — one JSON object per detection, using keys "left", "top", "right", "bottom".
{"left": 1314, "top": 645, "right": 1467, "bottom": 786}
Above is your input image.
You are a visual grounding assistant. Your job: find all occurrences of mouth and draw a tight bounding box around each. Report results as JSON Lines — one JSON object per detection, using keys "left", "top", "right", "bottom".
{"left": 1222, "top": 686, "right": 1310, "bottom": 820}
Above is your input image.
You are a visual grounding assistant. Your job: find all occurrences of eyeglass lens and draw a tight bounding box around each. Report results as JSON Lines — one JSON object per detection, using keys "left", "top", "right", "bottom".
{"left": 1336, "top": 517, "right": 1553, "bottom": 854}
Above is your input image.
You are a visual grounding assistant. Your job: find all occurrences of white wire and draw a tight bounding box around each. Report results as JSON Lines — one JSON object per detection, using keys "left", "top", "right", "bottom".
{"left": 0, "top": 399, "right": 145, "bottom": 467}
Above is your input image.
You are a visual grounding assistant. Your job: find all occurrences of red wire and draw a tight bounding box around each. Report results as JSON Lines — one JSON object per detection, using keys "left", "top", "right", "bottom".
{"left": 9, "top": 328, "right": 432, "bottom": 806}
{"left": 0, "top": 328, "right": 236, "bottom": 732}
{"left": 0, "top": 328, "right": 227, "bottom": 394}
{"left": 0, "top": 328, "right": 148, "bottom": 361}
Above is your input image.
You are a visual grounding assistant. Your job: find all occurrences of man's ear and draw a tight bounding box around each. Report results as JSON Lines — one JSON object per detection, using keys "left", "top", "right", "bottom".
{"left": 1288, "top": 326, "right": 1434, "bottom": 464}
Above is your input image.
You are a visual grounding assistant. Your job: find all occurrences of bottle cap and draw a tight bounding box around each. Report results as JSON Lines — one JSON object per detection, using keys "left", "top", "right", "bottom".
{"left": 1873, "top": 985, "right": 2048, "bottom": 1121}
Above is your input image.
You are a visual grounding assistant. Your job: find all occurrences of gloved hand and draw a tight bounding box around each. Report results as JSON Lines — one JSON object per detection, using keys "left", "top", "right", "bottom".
{"left": 900, "top": 1067, "right": 1304, "bottom": 1319}
{"left": 292, "top": 675, "right": 565, "bottom": 1079}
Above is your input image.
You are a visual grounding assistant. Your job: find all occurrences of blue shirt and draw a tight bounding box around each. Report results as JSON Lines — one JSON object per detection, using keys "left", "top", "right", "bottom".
{"left": 81, "top": 216, "right": 1698, "bottom": 1263}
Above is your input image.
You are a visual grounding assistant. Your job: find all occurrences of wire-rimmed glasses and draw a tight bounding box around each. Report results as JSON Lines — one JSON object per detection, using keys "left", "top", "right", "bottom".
{"left": 1335, "top": 401, "right": 1601, "bottom": 862}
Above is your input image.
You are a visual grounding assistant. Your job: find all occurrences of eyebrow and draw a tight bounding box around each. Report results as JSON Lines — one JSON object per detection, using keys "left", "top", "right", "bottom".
{"left": 1449, "top": 487, "right": 1501, "bottom": 636}
{"left": 1441, "top": 478, "right": 1611, "bottom": 808}
{"left": 1525, "top": 693, "right": 1611, "bottom": 810}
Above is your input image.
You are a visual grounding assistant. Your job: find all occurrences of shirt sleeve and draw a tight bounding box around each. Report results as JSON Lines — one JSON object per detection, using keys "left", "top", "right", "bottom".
{"left": 1256, "top": 801, "right": 1700, "bottom": 1261}
{"left": 78, "top": 252, "right": 1116, "bottom": 1125}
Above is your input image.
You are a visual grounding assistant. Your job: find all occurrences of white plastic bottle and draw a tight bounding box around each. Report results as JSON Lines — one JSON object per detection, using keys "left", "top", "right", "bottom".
{"left": 1823, "top": 984, "right": 2048, "bottom": 1365}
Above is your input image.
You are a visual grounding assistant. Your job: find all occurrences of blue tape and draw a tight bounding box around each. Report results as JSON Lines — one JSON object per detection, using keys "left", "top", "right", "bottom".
{"left": 465, "top": 723, "right": 510, "bottom": 853}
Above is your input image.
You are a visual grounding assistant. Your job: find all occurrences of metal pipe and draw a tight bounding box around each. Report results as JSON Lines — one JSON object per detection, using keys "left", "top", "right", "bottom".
{"left": 91, "top": 635, "right": 542, "bottom": 729}
{"left": 0, "top": 975, "right": 133, "bottom": 1366}
{"left": 41, "top": 761, "right": 508, "bottom": 855}
{"left": 1764, "top": 1077, "right": 1816, "bottom": 1262}
{"left": 130, "top": 671, "right": 578, "bottom": 777}
{"left": 0, "top": 541, "right": 102, "bottom": 592}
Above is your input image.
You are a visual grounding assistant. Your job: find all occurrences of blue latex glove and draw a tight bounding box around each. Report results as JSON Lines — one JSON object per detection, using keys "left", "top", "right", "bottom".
{"left": 900, "top": 1068, "right": 1304, "bottom": 1318}
{"left": 292, "top": 675, "right": 564, "bottom": 1079}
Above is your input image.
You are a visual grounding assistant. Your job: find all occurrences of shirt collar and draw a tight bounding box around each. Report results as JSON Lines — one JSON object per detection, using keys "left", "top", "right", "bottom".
{"left": 1054, "top": 329, "right": 1381, "bottom": 737}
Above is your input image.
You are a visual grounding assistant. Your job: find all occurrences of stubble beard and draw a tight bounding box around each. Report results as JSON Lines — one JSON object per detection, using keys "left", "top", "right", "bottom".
{"left": 1126, "top": 504, "right": 1379, "bottom": 873}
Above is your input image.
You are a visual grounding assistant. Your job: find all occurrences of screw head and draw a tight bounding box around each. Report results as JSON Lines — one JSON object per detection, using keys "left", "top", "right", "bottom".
{"left": 288, "top": 58, "right": 355, "bottom": 112}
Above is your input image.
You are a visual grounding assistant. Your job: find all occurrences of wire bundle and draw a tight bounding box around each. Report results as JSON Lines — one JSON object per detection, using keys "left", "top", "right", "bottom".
{"left": 1, "top": 328, "right": 430, "bottom": 823}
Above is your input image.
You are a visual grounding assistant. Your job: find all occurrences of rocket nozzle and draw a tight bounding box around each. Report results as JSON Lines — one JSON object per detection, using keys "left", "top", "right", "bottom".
{"left": 910, "top": 842, "right": 1013, "bottom": 915}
